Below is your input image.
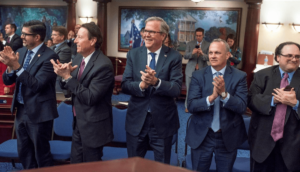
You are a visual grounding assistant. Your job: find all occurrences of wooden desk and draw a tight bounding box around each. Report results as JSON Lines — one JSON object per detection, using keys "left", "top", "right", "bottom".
{"left": 23, "top": 157, "right": 192, "bottom": 172}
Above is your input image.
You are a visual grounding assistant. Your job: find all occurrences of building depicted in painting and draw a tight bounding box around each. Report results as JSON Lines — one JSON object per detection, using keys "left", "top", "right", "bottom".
{"left": 124, "top": 31, "right": 130, "bottom": 45}
{"left": 175, "top": 14, "right": 197, "bottom": 43}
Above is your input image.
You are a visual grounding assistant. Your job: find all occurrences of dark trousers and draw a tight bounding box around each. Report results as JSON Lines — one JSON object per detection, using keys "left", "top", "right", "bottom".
{"left": 251, "top": 141, "right": 300, "bottom": 172}
{"left": 15, "top": 104, "right": 53, "bottom": 169}
{"left": 126, "top": 112, "right": 173, "bottom": 164}
{"left": 70, "top": 117, "right": 103, "bottom": 163}
{"left": 191, "top": 129, "right": 237, "bottom": 172}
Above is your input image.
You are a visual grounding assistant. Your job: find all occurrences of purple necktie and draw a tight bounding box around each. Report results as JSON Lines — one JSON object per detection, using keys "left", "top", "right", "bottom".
{"left": 271, "top": 73, "right": 289, "bottom": 142}
{"left": 73, "top": 59, "right": 85, "bottom": 116}
{"left": 6, "top": 37, "right": 10, "bottom": 43}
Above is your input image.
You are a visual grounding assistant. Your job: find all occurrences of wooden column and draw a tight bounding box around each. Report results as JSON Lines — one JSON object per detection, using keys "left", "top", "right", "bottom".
{"left": 94, "top": 0, "right": 111, "bottom": 55}
{"left": 63, "top": 0, "right": 77, "bottom": 32}
{"left": 242, "top": 0, "right": 262, "bottom": 88}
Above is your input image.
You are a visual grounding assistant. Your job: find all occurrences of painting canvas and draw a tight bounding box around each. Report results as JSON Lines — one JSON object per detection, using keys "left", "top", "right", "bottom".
{"left": 119, "top": 7, "right": 242, "bottom": 52}
{"left": 0, "top": 5, "right": 68, "bottom": 41}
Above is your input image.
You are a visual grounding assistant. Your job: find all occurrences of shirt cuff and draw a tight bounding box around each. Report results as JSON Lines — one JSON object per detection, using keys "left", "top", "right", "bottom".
{"left": 153, "top": 79, "right": 161, "bottom": 89}
{"left": 6, "top": 68, "right": 14, "bottom": 77}
{"left": 139, "top": 82, "right": 145, "bottom": 92}
{"left": 2, "top": 40, "right": 6, "bottom": 45}
{"left": 271, "top": 96, "right": 276, "bottom": 107}
{"left": 206, "top": 96, "right": 214, "bottom": 107}
{"left": 220, "top": 93, "right": 230, "bottom": 106}
{"left": 293, "top": 100, "right": 299, "bottom": 113}
{"left": 16, "top": 68, "right": 24, "bottom": 76}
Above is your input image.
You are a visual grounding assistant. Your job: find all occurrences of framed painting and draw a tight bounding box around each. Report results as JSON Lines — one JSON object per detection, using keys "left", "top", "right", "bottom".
{"left": 118, "top": 7, "right": 242, "bottom": 53}
{"left": 0, "top": 5, "right": 68, "bottom": 42}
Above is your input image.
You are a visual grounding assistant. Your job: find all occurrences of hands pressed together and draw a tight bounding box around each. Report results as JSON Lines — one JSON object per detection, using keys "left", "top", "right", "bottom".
{"left": 50, "top": 59, "right": 78, "bottom": 80}
{"left": 209, "top": 75, "right": 226, "bottom": 103}
{"left": 192, "top": 48, "right": 204, "bottom": 56}
{"left": 272, "top": 88, "right": 298, "bottom": 107}
{"left": 139, "top": 65, "right": 158, "bottom": 90}
{"left": 0, "top": 46, "right": 20, "bottom": 73}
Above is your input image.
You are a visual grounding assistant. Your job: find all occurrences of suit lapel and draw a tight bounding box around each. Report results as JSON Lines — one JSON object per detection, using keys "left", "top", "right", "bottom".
{"left": 223, "top": 66, "right": 233, "bottom": 91}
{"left": 71, "top": 55, "right": 81, "bottom": 78}
{"left": 204, "top": 67, "right": 213, "bottom": 95}
{"left": 155, "top": 45, "right": 169, "bottom": 77}
{"left": 139, "top": 46, "right": 147, "bottom": 74}
{"left": 27, "top": 44, "right": 46, "bottom": 72}
{"left": 79, "top": 50, "right": 99, "bottom": 82}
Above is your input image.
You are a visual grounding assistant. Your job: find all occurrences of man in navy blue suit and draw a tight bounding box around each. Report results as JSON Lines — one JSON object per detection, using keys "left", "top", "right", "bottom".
{"left": 122, "top": 16, "right": 182, "bottom": 164}
{"left": 186, "top": 38, "right": 248, "bottom": 172}
{"left": 0, "top": 20, "right": 58, "bottom": 169}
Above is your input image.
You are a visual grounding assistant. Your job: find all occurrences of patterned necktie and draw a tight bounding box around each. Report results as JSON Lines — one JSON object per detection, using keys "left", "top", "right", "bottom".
{"left": 17, "top": 50, "right": 34, "bottom": 104}
{"left": 6, "top": 37, "right": 10, "bottom": 43}
{"left": 149, "top": 52, "right": 156, "bottom": 70}
{"left": 211, "top": 72, "right": 222, "bottom": 132}
{"left": 73, "top": 59, "right": 85, "bottom": 116}
{"left": 271, "top": 73, "right": 289, "bottom": 142}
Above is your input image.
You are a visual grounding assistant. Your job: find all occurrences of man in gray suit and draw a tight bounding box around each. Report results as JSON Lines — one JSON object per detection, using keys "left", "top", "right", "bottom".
{"left": 51, "top": 26, "right": 71, "bottom": 96}
{"left": 184, "top": 27, "right": 210, "bottom": 112}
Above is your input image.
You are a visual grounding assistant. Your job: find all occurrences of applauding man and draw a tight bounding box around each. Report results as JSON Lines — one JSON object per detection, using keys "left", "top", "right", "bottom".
{"left": 122, "top": 16, "right": 182, "bottom": 164}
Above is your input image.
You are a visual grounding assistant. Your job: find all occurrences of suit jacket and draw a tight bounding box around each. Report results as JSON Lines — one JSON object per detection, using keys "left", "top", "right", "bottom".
{"left": 4, "top": 34, "right": 23, "bottom": 52}
{"left": 186, "top": 66, "right": 248, "bottom": 151}
{"left": 248, "top": 66, "right": 300, "bottom": 171}
{"left": 51, "top": 41, "right": 71, "bottom": 63}
{"left": 184, "top": 39, "right": 210, "bottom": 77}
{"left": 60, "top": 50, "right": 114, "bottom": 148}
{"left": 2, "top": 44, "right": 59, "bottom": 123}
{"left": 121, "top": 45, "right": 183, "bottom": 138}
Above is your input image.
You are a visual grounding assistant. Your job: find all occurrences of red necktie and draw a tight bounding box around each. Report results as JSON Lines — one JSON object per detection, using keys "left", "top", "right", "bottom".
{"left": 73, "top": 59, "right": 85, "bottom": 116}
{"left": 270, "top": 73, "right": 289, "bottom": 141}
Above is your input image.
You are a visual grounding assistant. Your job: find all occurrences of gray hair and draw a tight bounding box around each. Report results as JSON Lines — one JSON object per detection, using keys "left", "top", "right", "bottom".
{"left": 145, "top": 16, "right": 169, "bottom": 35}
{"left": 211, "top": 38, "right": 230, "bottom": 52}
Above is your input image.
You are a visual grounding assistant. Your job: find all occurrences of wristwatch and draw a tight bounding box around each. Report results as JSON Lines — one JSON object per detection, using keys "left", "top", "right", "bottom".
{"left": 62, "top": 76, "right": 73, "bottom": 83}
{"left": 221, "top": 92, "right": 227, "bottom": 98}
{"left": 15, "top": 66, "right": 23, "bottom": 73}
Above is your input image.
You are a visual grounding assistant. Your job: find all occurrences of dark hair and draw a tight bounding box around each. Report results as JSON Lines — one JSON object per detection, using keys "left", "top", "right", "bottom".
{"left": 140, "top": 27, "right": 145, "bottom": 32}
{"left": 274, "top": 42, "right": 300, "bottom": 62}
{"left": 52, "top": 26, "right": 68, "bottom": 40}
{"left": 226, "top": 34, "right": 238, "bottom": 54}
{"left": 81, "top": 22, "right": 103, "bottom": 49}
{"left": 23, "top": 20, "right": 46, "bottom": 42}
{"left": 195, "top": 27, "right": 204, "bottom": 34}
{"left": 6, "top": 23, "right": 17, "bottom": 32}
{"left": 165, "top": 33, "right": 173, "bottom": 47}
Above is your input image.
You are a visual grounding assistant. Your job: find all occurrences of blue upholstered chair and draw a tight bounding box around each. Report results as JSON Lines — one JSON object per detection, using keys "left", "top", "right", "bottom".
{"left": 102, "top": 106, "right": 179, "bottom": 166}
{"left": 49, "top": 101, "right": 73, "bottom": 161}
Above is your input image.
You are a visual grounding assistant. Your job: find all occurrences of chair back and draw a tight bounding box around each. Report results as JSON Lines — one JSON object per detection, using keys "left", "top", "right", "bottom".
{"left": 54, "top": 102, "right": 73, "bottom": 137}
{"left": 238, "top": 117, "right": 251, "bottom": 150}
{"left": 112, "top": 106, "right": 127, "bottom": 143}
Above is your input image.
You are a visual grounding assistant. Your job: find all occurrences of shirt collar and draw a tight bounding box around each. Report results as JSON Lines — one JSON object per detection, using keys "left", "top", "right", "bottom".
{"left": 197, "top": 40, "right": 203, "bottom": 45}
{"left": 147, "top": 46, "right": 162, "bottom": 56}
{"left": 9, "top": 34, "right": 15, "bottom": 39}
{"left": 279, "top": 66, "right": 295, "bottom": 79}
{"left": 30, "top": 42, "right": 44, "bottom": 55}
{"left": 82, "top": 51, "right": 95, "bottom": 65}
{"left": 55, "top": 41, "right": 64, "bottom": 48}
{"left": 211, "top": 65, "right": 227, "bottom": 76}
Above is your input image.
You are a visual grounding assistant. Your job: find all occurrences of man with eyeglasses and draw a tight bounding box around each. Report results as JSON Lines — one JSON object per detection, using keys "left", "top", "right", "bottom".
{"left": 248, "top": 42, "right": 300, "bottom": 172}
{"left": 184, "top": 27, "right": 210, "bottom": 113}
{"left": 122, "top": 16, "right": 182, "bottom": 164}
{"left": 0, "top": 20, "right": 59, "bottom": 169}
{"left": 0, "top": 23, "right": 23, "bottom": 52}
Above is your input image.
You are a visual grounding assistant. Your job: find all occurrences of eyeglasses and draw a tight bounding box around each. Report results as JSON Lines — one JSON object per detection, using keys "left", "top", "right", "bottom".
{"left": 280, "top": 54, "right": 300, "bottom": 59}
{"left": 21, "top": 32, "right": 36, "bottom": 37}
{"left": 144, "top": 30, "right": 163, "bottom": 36}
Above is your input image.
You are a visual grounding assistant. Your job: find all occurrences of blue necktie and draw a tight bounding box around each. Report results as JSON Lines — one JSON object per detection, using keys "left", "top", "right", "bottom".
{"left": 17, "top": 50, "right": 34, "bottom": 104}
{"left": 211, "top": 72, "right": 222, "bottom": 132}
{"left": 149, "top": 52, "right": 156, "bottom": 70}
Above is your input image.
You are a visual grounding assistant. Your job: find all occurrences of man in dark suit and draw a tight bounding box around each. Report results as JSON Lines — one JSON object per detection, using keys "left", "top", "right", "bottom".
{"left": 0, "top": 20, "right": 59, "bottom": 169}
{"left": 122, "top": 17, "right": 182, "bottom": 164}
{"left": 186, "top": 38, "right": 248, "bottom": 172}
{"left": 0, "top": 23, "right": 23, "bottom": 52}
{"left": 50, "top": 26, "right": 71, "bottom": 96}
{"left": 51, "top": 22, "right": 114, "bottom": 163}
{"left": 67, "top": 24, "right": 81, "bottom": 60}
{"left": 184, "top": 27, "right": 210, "bottom": 113}
{"left": 248, "top": 42, "right": 300, "bottom": 172}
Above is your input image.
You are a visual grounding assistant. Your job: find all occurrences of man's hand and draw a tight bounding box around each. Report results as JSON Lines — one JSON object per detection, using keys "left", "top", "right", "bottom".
{"left": 0, "top": 33, "right": 4, "bottom": 42}
{"left": 50, "top": 59, "right": 78, "bottom": 80}
{"left": 192, "top": 48, "right": 198, "bottom": 55}
{"left": 212, "top": 75, "right": 226, "bottom": 96}
{"left": 208, "top": 85, "right": 219, "bottom": 103}
{"left": 140, "top": 81, "right": 149, "bottom": 90}
{"left": 0, "top": 46, "right": 20, "bottom": 70}
{"left": 272, "top": 88, "right": 298, "bottom": 107}
{"left": 197, "top": 48, "right": 204, "bottom": 56}
{"left": 140, "top": 65, "right": 158, "bottom": 86}
{"left": 4, "top": 87, "right": 10, "bottom": 94}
